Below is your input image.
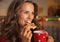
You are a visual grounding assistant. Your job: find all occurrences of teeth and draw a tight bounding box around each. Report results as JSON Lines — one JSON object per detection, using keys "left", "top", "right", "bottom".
{"left": 25, "top": 21, "right": 30, "bottom": 25}
{"left": 27, "top": 21, "right": 30, "bottom": 23}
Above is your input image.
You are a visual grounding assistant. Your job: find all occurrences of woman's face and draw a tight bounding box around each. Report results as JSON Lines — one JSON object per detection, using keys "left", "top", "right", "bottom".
{"left": 17, "top": 2, "right": 34, "bottom": 27}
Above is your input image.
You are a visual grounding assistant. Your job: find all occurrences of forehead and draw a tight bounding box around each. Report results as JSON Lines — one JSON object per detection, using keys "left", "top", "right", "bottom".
{"left": 21, "top": 2, "right": 34, "bottom": 9}
{"left": 16, "top": 2, "right": 35, "bottom": 13}
{"left": 17, "top": 2, "right": 34, "bottom": 10}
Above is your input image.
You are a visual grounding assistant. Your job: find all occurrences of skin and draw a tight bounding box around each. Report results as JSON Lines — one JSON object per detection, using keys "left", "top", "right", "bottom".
{"left": 16, "top": 2, "right": 54, "bottom": 42}
{"left": 17, "top": 2, "right": 34, "bottom": 27}
{"left": 17, "top": 2, "right": 35, "bottom": 42}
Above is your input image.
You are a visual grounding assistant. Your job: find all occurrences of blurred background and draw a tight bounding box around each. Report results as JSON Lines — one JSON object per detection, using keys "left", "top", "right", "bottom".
{"left": 0, "top": 0, "right": 60, "bottom": 42}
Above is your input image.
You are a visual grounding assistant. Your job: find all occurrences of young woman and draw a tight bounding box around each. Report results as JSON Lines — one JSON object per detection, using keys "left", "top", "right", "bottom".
{"left": 0, "top": 0, "right": 54, "bottom": 42}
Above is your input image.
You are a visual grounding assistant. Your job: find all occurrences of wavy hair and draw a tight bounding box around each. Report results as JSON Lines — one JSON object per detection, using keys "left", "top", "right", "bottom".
{"left": 0, "top": 0, "right": 38, "bottom": 42}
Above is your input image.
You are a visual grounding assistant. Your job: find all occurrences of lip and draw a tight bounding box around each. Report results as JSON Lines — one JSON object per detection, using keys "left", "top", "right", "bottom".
{"left": 25, "top": 21, "right": 31, "bottom": 25}
{"left": 26, "top": 20, "right": 31, "bottom": 23}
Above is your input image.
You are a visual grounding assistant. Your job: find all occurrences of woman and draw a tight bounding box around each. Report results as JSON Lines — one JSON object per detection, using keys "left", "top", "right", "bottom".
{"left": 0, "top": 0, "right": 54, "bottom": 42}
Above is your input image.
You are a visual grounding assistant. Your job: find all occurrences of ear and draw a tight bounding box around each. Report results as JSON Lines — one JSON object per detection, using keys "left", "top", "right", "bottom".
{"left": 14, "top": 13, "right": 19, "bottom": 21}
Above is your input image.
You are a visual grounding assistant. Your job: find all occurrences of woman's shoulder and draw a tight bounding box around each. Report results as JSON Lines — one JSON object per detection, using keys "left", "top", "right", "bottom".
{"left": 0, "top": 36, "right": 22, "bottom": 42}
{"left": 0, "top": 22, "right": 4, "bottom": 29}
{"left": 0, "top": 36, "right": 7, "bottom": 42}
{"left": 15, "top": 38, "right": 22, "bottom": 42}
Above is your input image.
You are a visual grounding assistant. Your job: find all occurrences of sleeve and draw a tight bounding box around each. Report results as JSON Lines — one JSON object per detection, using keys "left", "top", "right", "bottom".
{"left": 15, "top": 38, "right": 22, "bottom": 42}
{"left": 0, "top": 36, "right": 7, "bottom": 42}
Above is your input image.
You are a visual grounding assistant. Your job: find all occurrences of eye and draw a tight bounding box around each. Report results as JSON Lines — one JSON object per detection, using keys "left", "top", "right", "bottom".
{"left": 24, "top": 11, "right": 29, "bottom": 14}
{"left": 32, "top": 12, "right": 34, "bottom": 15}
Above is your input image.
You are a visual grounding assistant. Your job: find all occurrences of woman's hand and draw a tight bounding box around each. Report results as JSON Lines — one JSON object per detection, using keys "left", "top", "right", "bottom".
{"left": 47, "top": 36, "right": 54, "bottom": 42}
{"left": 19, "top": 24, "right": 35, "bottom": 42}
{"left": 45, "top": 31, "right": 54, "bottom": 42}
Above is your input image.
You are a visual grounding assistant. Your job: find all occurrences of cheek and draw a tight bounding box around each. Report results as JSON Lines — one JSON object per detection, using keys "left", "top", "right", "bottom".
{"left": 31, "top": 15, "right": 34, "bottom": 21}
{"left": 32, "top": 15, "right": 34, "bottom": 19}
{"left": 18, "top": 12, "right": 27, "bottom": 19}
{"left": 19, "top": 14, "right": 27, "bottom": 20}
{"left": 18, "top": 17, "right": 25, "bottom": 26}
{"left": 18, "top": 15, "right": 24, "bottom": 22}
{"left": 18, "top": 14, "right": 26, "bottom": 24}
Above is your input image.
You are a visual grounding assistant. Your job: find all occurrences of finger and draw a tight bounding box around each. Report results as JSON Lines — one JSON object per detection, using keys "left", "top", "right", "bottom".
{"left": 47, "top": 39, "right": 51, "bottom": 42}
{"left": 20, "top": 26, "right": 27, "bottom": 36}
{"left": 48, "top": 36, "right": 54, "bottom": 40}
{"left": 47, "top": 36, "right": 54, "bottom": 42}
{"left": 21, "top": 24, "right": 34, "bottom": 36}
{"left": 47, "top": 39, "right": 53, "bottom": 42}
{"left": 20, "top": 29, "right": 24, "bottom": 35}
{"left": 44, "top": 31, "right": 48, "bottom": 36}
{"left": 23, "top": 25, "right": 31, "bottom": 36}
{"left": 26, "top": 30, "right": 32, "bottom": 38}
{"left": 29, "top": 33, "right": 32, "bottom": 40}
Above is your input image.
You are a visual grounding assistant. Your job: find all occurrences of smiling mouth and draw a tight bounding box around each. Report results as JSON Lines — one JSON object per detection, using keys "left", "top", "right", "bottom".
{"left": 25, "top": 21, "right": 30, "bottom": 25}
